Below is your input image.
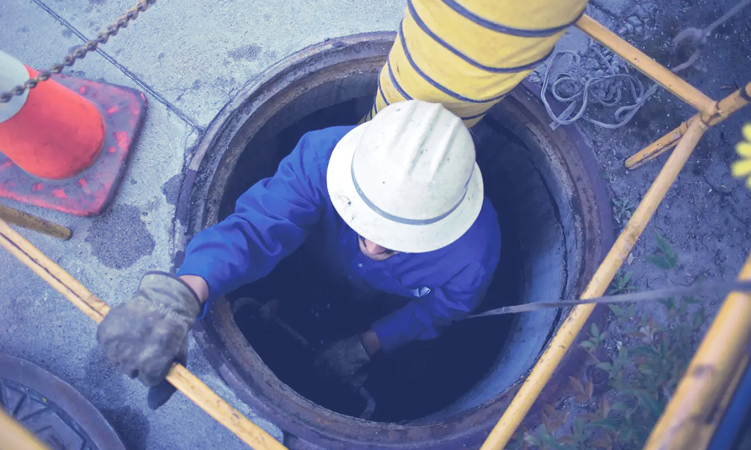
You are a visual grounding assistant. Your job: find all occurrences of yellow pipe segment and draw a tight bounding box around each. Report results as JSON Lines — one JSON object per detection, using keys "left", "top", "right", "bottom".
{"left": 0, "top": 218, "right": 288, "bottom": 450}
{"left": 627, "top": 81, "right": 751, "bottom": 169}
{"left": 644, "top": 252, "right": 751, "bottom": 450}
{"left": 366, "top": 0, "right": 588, "bottom": 127}
{"left": 480, "top": 118, "right": 708, "bottom": 449}
{"left": 0, "top": 409, "right": 50, "bottom": 450}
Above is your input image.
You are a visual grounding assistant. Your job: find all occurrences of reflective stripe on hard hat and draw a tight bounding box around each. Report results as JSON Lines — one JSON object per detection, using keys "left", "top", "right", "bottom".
{"left": 327, "top": 100, "right": 484, "bottom": 253}
{"left": 351, "top": 161, "right": 473, "bottom": 226}
{"left": 0, "top": 51, "right": 30, "bottom": 123}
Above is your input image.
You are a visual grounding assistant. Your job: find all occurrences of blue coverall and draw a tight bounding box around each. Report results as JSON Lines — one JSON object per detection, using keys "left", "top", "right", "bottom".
{"left": 178, "top": 126, "right": 501, "bottom": 352}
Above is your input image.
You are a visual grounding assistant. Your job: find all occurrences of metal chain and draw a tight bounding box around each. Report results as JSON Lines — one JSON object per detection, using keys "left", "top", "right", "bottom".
{"left": 0, "top": 0, "right": 157, "bottom": 103}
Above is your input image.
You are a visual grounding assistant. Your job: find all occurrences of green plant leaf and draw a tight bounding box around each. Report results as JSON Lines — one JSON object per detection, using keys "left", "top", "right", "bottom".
{"left": 581, "top": 340, "right": 596, "bottom": 350}
{"left": 693, "top": 308, "right": 705, "bottom": 328}
{"left": 611, "top": 402, "right": 627, "bottom": 411}
{"left": 659, "top": 297, "right": 676, "bottom": 311}
{"left": 523, "top": 433, "right": 540, "bottom": 446}
{"left": 646, "top": 254, "right": 673, "bottom": 269}
{"left": 542, "top": 403, "right": 558, "bottom": 418}
{"left": 632, "top": 345, "right": 660, "bottom": 357}
{"left": 647, "top": 233, "right": 678, "bottom": 269}
{"left": 582, "top": 412, "right": 601, "bottom": 421}
{"left": 541, "top": 410, "right": 551, "bottom": 430}
{"left": 591, "top": 323, "right": 600, "bottom": 339}
{"left": 592, "top": 436, "right": 613, "bottom": 450}
{"left": 569, "top": 376, "right": 586, "bottom": 395}
{"left": 656, "top": 233, "right": 675, "bottom": 258}
{"left": 633, "top": 389, "right": 663, "bottom": 418}
{"left": 599, "top": 395, "right": 611, "bottom": 418}
{"left": 584, "top": 418, "right": 620, "bottom": 431}
{"left": 609, "top": 304, "right": 625, "bottom": 318}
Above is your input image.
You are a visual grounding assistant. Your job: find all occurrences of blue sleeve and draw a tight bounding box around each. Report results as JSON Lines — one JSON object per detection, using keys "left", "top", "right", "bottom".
{"left": 177, "top": 129, "right": 344, "bottom": 312}
{"left": 371, "top": 263, "right": 492, "bottom": 352}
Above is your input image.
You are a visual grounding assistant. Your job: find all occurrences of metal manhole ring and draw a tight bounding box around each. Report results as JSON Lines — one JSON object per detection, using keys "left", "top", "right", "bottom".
{"left": 0, "top": 353, "right": 126, "bottom": 450}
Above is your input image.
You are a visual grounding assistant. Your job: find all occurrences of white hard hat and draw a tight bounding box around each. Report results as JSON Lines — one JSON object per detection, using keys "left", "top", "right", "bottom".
{"left": 327, "top": 100, "right": 484, "bottom": 253}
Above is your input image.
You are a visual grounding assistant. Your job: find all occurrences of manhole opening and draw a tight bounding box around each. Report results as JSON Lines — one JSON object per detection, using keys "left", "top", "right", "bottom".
{"left": 184, "top": 33, "right": 612, "bottom": 448}
{"left": 217, "top": 77, "right": 567, "bottom": 423}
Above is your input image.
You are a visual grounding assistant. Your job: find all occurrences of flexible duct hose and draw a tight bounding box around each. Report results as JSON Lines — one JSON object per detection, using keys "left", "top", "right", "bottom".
{"left": 365, "top": 0, "right": 589, "bottom": 127}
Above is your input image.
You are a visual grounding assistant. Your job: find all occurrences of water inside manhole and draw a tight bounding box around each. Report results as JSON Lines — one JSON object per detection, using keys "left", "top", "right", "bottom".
{"left": 222, "top": 96, "right": 556, "bottom": 422}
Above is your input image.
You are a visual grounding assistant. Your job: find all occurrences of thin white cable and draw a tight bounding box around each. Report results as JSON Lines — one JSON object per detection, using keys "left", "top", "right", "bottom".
{"left": 541, "top": 51, "right": 658, "bottom": 130}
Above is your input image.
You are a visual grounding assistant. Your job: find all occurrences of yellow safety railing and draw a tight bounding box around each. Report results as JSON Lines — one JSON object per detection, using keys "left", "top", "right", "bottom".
{"left": 365, "top": 3, "right": 750, "bottom": 446}
{"left": 481, "top": 115, "right": 710, "bottom": 449}
{"left": 0, "top": 219, "right": 288, "bottom": 450}
{"left": 479, "top": 13, "right": 751, "bottom": 450}
{"left": 627, "top": 83, "right": 751, "bottom": 169}
{"left": 0, "top": 408, "right": 50, "bottom": 450}
{"left": 644, "top": 254, "right": 751, "bottom": 449}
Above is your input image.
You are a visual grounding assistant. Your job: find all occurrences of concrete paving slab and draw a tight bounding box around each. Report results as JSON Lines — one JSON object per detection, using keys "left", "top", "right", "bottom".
{"left": 0, "top": 0, "right": 283, "bottom": 448}
{"left": 29, "top": 0, "right": 406, "bottom": 128}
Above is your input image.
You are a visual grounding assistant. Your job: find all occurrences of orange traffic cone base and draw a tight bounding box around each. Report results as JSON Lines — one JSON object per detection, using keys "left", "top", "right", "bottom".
{"left": 0, "top": 73, "right": 147, "bottom": 216}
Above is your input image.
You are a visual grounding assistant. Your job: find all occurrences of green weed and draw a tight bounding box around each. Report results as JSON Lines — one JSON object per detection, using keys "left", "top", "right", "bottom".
{"left": 612, "top": 198, "right": 633, "bottom": 226}
{"left": 510, "top": 243, "right": 704, "bottom": 450}
{"left": 608, "top": 270, "right": 635, "bottom": 295}
{"left": 645, "top": 233, "right": 678, "bottom": 270}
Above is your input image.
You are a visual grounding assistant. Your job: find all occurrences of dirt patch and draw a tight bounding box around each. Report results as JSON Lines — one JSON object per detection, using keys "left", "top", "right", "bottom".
{"left": 161, "top": 173, "right": 182, "bottom": 206}
{"left": 85, "top": 204, "right": 156, "bottom": 269}
{"left": 515, "top": 0, "right": 751, "bottom": 447}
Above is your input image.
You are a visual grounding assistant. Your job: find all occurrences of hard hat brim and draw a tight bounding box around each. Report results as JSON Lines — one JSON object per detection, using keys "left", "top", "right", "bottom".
{"left": 327, "top": 124, "right": 484, "bottom": 254}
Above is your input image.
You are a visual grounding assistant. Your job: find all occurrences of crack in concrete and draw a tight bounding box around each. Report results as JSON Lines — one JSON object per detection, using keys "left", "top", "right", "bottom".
{"left": 30, "top": 0, "right": 202, "bottom": 132}
{"left": 727, "top": 205, "right": 751, "bottom": 228}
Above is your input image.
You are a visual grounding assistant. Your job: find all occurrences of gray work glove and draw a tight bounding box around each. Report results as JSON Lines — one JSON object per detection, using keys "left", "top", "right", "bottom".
{"left": 97, "top": 271, "right": 201, "bottom": 410}
{"left": 314, "top": 335, "right": 371, "bottom": 384}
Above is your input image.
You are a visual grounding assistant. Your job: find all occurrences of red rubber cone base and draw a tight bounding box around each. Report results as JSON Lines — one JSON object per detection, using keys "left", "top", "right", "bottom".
{"left": 0, "top": 73, "right": 147, "bottom": 216}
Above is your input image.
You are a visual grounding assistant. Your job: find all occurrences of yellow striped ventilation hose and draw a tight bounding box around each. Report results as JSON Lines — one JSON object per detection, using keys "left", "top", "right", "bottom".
{"left": 364, "top": 0, "right": 590, "bottom": 128}
{"left": 732, "top": 123, "right": 751, "bottom": 189}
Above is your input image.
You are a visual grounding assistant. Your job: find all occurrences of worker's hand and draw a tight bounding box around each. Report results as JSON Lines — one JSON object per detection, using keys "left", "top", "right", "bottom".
{"left": 97, "top": 271, "right": 201, "bottom": 410}
{"left": 314, "top": 335, "right": 371, "bottom": 384}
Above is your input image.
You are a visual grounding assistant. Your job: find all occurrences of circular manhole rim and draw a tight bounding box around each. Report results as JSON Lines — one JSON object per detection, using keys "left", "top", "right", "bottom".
{"left": 175, "top": 32, "right": 615, "bottom": 449}
{"left": 0, "top": 353, "right": 126, "bottom": 450}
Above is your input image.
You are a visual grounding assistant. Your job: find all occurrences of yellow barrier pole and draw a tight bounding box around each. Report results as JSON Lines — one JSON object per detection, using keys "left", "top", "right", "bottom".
{"left": 626, "top": 81, "right": 751, "bottom": 169}
{"left": 644, "top": 253, "right": 751, "bottom": 450}
{"left": 0, "top": 408, "right": 50, "bottom": 450}
{"left": 479, "top": 118, "right": 708, "bottom": 449}
{"left": 575, "top": 15, "right": 717, "bottom": 117}
{"left": 0, "top": 203, "right": 72, "bottom": 240}
{"left": 0, "top": 219, "right": 287, "bottom": 450}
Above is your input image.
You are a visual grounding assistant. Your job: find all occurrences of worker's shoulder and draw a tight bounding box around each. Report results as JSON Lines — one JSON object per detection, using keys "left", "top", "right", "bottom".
{"left": 441, "top": 198, "right": 500, "bottom": 267}
{"left": 461, "top": 198, "right": 500, "bottom": 247}
{"left": 298, "top": 126, "right": 357, "bottom": 160}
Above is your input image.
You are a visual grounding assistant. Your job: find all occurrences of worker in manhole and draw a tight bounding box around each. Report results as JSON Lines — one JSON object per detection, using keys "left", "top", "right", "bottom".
{"left": 96, "top": 100, "right": 501, "bottom": 410}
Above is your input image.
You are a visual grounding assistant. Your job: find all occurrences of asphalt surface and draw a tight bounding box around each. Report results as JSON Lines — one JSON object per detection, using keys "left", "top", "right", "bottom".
{"left": 0, "top": 0, "right": 402, "bottom": 448}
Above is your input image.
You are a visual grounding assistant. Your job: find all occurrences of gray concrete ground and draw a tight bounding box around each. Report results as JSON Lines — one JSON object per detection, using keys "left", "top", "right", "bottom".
{"left": 0, "top": 0, "right": 402, "bottom": 448}
{"left": 1, "top": 0, "right": 749, "bottom": 448}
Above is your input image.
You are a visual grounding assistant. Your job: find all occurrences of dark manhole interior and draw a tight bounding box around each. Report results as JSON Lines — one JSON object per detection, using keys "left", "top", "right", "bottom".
{"left": 218, "top": 78, "right": 568, "bottom": 423}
